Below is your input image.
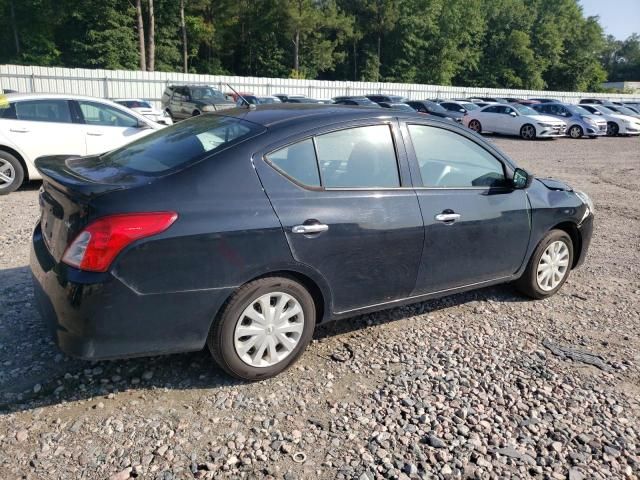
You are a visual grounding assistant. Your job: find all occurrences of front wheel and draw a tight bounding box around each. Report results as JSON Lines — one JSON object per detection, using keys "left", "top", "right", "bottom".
{"left": 606, "top": 122, "right": 619, "bottom": 136}
{"left": 516, "top": 230, "right": 574, "bottom": 299}
{"left": 0, "top": 151, "right": 25, "bottom": 195}
{"left": 468, "top": 119, "right": 482, "bottom": 133}
{"left": 568, "top": 125, "right": 583, "bottom": 139}
{"left": 207, "top": 276, "right": 316, "bottom": 381}
{"left": 520, "top": 124, "right": 536, "bottom": 140}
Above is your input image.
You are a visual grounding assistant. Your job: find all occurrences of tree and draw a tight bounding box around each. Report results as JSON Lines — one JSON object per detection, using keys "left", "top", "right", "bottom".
{"left": 136, "top": 0, "right": 146, "bottom": 70}
{"left": 180, "top": 0, "right": 187, "bottom": 72}
{"left": 146, "top": 0, "right": 155, "bottom": 71}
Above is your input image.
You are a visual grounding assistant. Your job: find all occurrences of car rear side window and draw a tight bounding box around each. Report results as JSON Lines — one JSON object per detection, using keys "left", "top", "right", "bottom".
{"left": 266, "top": 139, "right": 320, "bottom": 187}
{"left": 14, "top": 99, "right": 72, "bottom": 123}
{"left": 408, "top": 125, "right": 506, "bottom": 188}
{"left": 315, "top": 125, "right": 400, "bottom": 188}
{"left": 67, "top": 114, "right": 265, "bottom": 180}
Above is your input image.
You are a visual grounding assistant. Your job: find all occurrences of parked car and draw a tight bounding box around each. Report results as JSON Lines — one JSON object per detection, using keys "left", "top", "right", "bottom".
{"left": 366, "top": 94, "right": 408, "bottom": 105}
{"left": 0, "top": 93, "right": 161, "bottom": 194}
{"left": 225, "top": 91, "right": 254, "bottom": 102}
{"left": 161, "top": 85, "right": 235, "bottom": 121}
{"left": 438, "top": 100, "right": 480, "bottom": 114}
{"left": 236, "top": 95, "right": 282, "bottom": 107}
{"left": 332, "top": 96, "right": 380, "bottom": 107}
{"left": 579, "top": 98, "right": 613, "bottom": 106}
{"left": 473, "top": 97, "right": 509, "bottom": 104}
{"left": 621, "top": 101, "right": 640, "bottom": 113}
{"left": 529, "top": 98, "right": 561, "bottom": 104}
{"left": 378, "top": 102, "right": 415, "bottom": 112}
{"left": 285, "top": 97, "right": 330, "bottom": 104}
{"left": 113, "top": 98, "right": 173, "bottom": 125}
{"left": 1, "top": 88, "right": 18, "bottom": 94}
{"left": 579, "top": 104, "right": 640, "bottom": 136}
{"left": 601, "top": 104, "right": 640, "bottom": 120}
{"left": 513, "top": 99, "right": 541, "bottom": 106}
{"left": 273, "top": 94, "right": 306, "bottom": 102}
{"left": 30, "top": 104, "right": 593, "bottom": 380}
{"left": 406, "top": 100, "right": 464, "bottom": 122}
{"left": 531, "top": 103, "right": 607, "bottom": 138}
{"left": 463, "top": 103, "right": 567, "bottom": 139}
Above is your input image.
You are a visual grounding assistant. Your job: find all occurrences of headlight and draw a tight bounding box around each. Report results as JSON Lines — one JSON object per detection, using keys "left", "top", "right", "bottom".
{"left": 201, "top": 105, "right": 216, "bottom": 112}
{"left": 575, "top": 190, "right": 594, "bottom": 215}
{"left": 581, "top": 116, "right": 596, "bottom": 125}
{"left": 537, "top": 122, "right": 553, "bottom": 127}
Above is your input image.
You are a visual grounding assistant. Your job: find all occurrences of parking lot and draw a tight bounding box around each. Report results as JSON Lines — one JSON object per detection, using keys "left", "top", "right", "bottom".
{"left": 0, "top": 135, "right": 638, "bottom": 479}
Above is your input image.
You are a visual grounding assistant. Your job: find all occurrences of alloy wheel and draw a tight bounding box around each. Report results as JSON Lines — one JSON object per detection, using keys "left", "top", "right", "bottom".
{"left": 521, "top": 125, "right": 536, "bottom": 140}
{"left": 233, "top": 292, "right": 305, "bottom": 368}
{"left": 469, "top": 120, "right": 481, "bottom": 133}
{"left": 536, "top": 241, "right": 570, "bottom": 292}
{"left": 0, "top": 159, "right": 16, "bottom": 189}
{"left": 569, "top": 126, "right": 582, "bottom": 138}
{"left": 607, "top": 122, "right": 619, "bottom": 136}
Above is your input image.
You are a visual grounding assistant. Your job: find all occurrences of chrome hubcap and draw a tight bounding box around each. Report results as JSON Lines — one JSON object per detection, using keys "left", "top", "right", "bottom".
{"left": 537, "top": 241, "right": 570, "bottom": 291}
{"left": 570, "top": 126, "right": 581, "bottom": 138}
{"left": 234, "top": 292, "right": 304, "bottom": 368}
{"left": 0, "top": 159, "right": 15, "bottom": 188}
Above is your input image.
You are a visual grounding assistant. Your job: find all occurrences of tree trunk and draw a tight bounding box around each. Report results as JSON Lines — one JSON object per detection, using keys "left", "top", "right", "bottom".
{"left": 9, "top": 0, "right": 20, "bottom": 56}
{"left": 146, "top": 0, "right": 155, "bottom": 71}
{"left": 180, "top": 0, "right": 187, "bottom": 73}
{"left": 353, "top": 40, "right": 357, "bottom": 80}
{"left": 136, "top": 0, "right": 146, "bottom": 71}
{"left": 377, "top": 33, "right": 381, "bottom": 81}
{"left": 293, "top": 29, "right": 300, "bottom": 73}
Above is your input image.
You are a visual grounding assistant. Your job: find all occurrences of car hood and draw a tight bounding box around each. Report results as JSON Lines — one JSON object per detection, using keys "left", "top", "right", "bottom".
{"left": 536, "top": 177, "right": 573, "bottom": 192}
{"left": 611, "top": 114, "right": 640, "bottom": 123}
{"left": 527, "top": 114, "right": 565, "bottom": 124}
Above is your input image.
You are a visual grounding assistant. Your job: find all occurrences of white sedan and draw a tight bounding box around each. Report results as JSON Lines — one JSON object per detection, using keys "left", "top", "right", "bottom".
{"left": 579, "top": 104, "right": 640, "bottom": 136}
{"left": 113, "top": 98, "right": 173, "bottom": 125}
{"left": 0, "top": 93, "right": 163, "bottom": 194}
{"left": 463, "top": 103, "right": 567, "bottom": 140}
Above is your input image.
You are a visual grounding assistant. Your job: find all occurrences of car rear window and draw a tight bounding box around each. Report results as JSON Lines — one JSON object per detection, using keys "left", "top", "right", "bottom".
{"left": 67, "top": 114, "right": 265, "bottom": 182}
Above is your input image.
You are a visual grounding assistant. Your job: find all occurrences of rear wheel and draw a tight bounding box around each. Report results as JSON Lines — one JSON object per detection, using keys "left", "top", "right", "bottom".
{"left": 520, "top": 124, "right": 536, "bottom": 140}
{"left": 192, "top": 109, "right": 201, "bottom": 116}
{"left": 516, "top": 230, "right": 574, "bottom": 299}
{"left": 606, "top": 122, "right": 619, "bottom": 136}
{"left": 207, "top": 276, "right": 316, "bottom": 381}
{"left": 0, "top": 151, "right": 24, "bottom": 195}
{"left": 468, "top": 119, "right": 482, "bottom": 133}
{"left": 568, "top": 125, "right": 583, "bottom": 139}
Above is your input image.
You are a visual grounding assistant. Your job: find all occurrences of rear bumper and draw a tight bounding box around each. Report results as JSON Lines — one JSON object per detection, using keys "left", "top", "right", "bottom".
{"left": 30, "top": 223, "right": 234, "bottom": 360}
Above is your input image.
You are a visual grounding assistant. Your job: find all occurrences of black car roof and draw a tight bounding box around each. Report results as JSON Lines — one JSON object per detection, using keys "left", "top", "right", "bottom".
{"left": 215, "top": 103, "right": 413, "bottom": 127}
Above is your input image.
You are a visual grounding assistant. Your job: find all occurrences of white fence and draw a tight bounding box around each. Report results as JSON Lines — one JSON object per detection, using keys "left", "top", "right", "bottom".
{"left": 1, "top": 64, "right": 639, "bottom": 109}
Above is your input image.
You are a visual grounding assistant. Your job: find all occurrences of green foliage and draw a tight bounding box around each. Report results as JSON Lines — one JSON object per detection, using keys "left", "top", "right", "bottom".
{"left": 0, "top": 0, "right": 635, "bottom": 91}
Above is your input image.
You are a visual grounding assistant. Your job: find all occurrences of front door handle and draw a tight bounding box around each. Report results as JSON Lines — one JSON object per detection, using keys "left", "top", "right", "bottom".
{"left": 435, "top": 212, "right": 461, "bottom": 223}
{"left": 292, "top": 223, "right": 329, "bottom": 234}
{"left": 9, "top": 128, "right": 29, "bottom": 133}
{"left": 87, "top": 131, "right": 104, "bottom": 136}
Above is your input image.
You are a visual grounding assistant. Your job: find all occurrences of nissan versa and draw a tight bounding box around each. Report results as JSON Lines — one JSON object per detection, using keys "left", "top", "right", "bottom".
{"left": 31, "top": 105, "right": 594, "bottom": 381}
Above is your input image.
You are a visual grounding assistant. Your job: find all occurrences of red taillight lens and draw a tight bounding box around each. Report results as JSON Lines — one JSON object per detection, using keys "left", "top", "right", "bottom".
{"left": 62, "top": 212, "right": 178, "bottom": 272}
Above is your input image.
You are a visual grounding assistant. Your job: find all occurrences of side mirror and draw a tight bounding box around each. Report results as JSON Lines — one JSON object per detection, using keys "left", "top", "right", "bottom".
{"left": 509, "top": 111, "right": 517, "bottom": 117}
{"left": 512, "top": 168, "right": 532, "bottom": 189}
{"left": 459, "top": 109, "right": 465, "bottom": 113}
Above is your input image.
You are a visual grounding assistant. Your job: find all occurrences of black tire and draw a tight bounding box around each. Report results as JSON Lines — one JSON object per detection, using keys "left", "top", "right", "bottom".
{"left": 0, "top": 151, "right": 25, "bottom": 195}
{"left": 192, "top": 109, "right": 201, "bottom": 116}
{"left": 568, "top": 125, "right": 583, "bottom": 139}
{"left": 520, "top": 123, "right": 537, "bottom": 140}
{"left": 516, "top": 230, "right": 574, "bottom": 300}
{"left": 606, "top": 122, "right": 619, "bottom": 136}
{"left": 468, "top": 119, "right": 482, "bottom": 133}
{"left": 207, "top": 276, "right": 316, "bottom": 381}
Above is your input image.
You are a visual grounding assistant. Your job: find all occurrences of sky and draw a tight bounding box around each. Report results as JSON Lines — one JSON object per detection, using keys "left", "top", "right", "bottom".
{"left": 580, "top": 0, "right": 640, "bottom": 40}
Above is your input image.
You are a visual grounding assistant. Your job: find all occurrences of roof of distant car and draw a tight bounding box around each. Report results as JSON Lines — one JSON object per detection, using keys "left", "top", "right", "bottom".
{"left": 3, "top": 92, "right": 134, "bottom": 104}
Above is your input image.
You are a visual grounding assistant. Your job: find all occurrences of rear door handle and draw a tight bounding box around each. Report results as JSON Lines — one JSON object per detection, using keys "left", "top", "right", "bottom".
{"left": 292, "top": 224, "right": 329, "bottom": 234}
{"left": 9, "top": 128, "right": 29, "bottom": 133}
{"left": 87, "top": 131, "right": 104, "bottom": 136}
{"left": 435, "top": 213, "right": 461, "bottom": 223}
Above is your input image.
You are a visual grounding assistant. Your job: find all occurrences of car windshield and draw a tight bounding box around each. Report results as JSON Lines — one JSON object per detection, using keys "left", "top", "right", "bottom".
{"left": 461, "top": 103, "right": 478, "bottom": 110}
{"left": 190, "top": 87, "right": 226, "bottom": 100}
{"left": 512, "top": 104, "right": 537, "bottom": 115}
{"left": 613, "top": 105, "right": 637, "bottom": 116}
{"left": 118, "top": 100, "right": 152, "bottom": 109}
{"left": 596, "top": 106, "right": 615, "bottom": 114}
{"left": 67, "top": 115, "right": 265, "bottom": 182}
{"left": 565, "top": 104, "right": 591, "bottom": 115}
{"left": 425, "top": 101, "right": 447, "bottom": 113}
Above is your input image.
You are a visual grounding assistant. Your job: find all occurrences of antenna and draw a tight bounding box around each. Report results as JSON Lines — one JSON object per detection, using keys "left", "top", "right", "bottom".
{"left": 226, "top": 84, "right": 255, "bottom": 110}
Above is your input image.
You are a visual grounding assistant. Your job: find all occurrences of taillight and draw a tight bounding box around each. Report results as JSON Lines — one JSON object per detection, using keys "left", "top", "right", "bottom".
{"left": 62, "top": 212, "right": 178, "bottom": 272}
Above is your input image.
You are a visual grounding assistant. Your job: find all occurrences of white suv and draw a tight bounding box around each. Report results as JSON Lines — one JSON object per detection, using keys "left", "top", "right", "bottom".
{"left": 0, "top": 93, "right": 163, "bottom": 194}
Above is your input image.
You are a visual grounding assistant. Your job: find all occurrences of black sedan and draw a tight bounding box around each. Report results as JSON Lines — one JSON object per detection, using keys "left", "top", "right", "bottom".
{"left": 406, "top": 100, "right": 464, "bottom": 122}
{"left": 332, "top": 96, "right": 380, "bottom": 107}
{"left": 31, "top": 104, "right": 594, "bottom": 381}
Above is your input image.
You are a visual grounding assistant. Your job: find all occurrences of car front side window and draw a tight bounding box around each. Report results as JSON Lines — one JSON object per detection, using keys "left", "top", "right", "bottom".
{"left": 408, "top": 124, "right": 506, "bottom": 188}
{"left": 14, "top": 99, "right": 72, "bottom": 123}
{"left": 78, "top": 101, "right": 139, "bottom": 128}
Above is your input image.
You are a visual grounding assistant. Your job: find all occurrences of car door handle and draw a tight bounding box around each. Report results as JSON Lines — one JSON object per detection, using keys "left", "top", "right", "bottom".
{"left": 292, "top": 224, "right": 329, "bottom": 234}
{"left": 9, "top": 128, "right": 29, "bottom": 133}
{"left": 87, "top": 131, "right": 104, "bottom": 136}
{"left": 435, "top": 213, "right": 461, "bottom": 223}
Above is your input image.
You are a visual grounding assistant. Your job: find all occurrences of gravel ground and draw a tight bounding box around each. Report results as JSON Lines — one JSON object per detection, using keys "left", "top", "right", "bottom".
{"left": 0, "top": 135, "right": 638, "bottom": 480}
